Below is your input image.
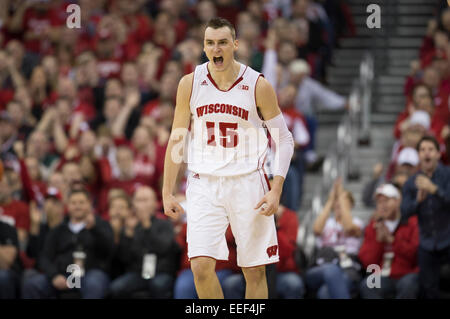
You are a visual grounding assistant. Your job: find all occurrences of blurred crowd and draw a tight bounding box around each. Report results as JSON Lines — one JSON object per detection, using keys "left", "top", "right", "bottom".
{"left": 3, "top": 0, "right": 447, "bottom": 300}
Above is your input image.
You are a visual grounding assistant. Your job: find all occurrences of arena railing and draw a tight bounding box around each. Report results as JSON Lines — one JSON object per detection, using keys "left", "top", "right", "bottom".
{"left": 297, "top": 52, "right": 374, "bottom": 263}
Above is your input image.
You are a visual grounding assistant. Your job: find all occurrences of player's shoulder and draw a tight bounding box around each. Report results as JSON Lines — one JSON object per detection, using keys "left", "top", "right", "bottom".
{"left": 177, "top": 72, "right": 194, "bottom": 97}
{"left": 254, "top": 73, "right": 275, "bottom": 95}
{"left": 179, "top": 72, "right": 194, "bottom": 87}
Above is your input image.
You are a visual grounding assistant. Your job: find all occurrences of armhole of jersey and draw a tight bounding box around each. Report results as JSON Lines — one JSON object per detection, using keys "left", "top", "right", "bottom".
{"left": 188, "top": 67, "right": 196, "bottom": 108}
{"left": 254, "top": 73, "right": 265, "bottom": 121}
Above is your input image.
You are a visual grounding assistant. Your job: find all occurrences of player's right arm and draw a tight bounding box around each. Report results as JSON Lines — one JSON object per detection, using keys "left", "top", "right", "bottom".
{"left": 162, "top": 73, "right": 193, "bottom": 219}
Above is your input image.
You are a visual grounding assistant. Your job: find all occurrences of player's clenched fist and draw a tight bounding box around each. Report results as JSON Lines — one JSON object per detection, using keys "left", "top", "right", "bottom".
{"left": 254, "top": 189, "right": 281, "bottom": 217}
{"left": 163, "top": 194, "right": 185, "bottom": 219}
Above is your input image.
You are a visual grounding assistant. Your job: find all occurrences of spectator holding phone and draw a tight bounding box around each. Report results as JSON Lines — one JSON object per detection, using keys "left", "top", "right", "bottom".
{"left": 401, "top": 135, "right": 450, "bottom": 298}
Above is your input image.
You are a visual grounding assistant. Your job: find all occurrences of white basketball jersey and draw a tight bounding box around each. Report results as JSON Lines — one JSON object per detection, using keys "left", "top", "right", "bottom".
{"left": 187, "top": 62, "right": 269, "bottom": 176}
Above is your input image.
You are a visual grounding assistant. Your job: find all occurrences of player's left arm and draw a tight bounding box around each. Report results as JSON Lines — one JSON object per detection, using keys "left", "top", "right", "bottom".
{"left": 254, "top": 76, "right": 294, "bottom": 216}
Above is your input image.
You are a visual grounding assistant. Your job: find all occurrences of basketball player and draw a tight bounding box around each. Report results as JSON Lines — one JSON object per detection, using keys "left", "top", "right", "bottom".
{"left": 162, "top": 18, "right": 294, "bottom": 299}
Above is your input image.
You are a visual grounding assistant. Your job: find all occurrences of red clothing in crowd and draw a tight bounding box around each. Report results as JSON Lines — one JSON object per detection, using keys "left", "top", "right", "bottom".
{"left": 21, "top": 6, "right": 64, "bottom": 54}
{"left": 0, "top": 200, "right": 30, "bottom": 232}
{"left": 96, "top": 155, "right": 159, "bottom": 218}
{"left": 142, "top": 99, "right": 166, "bottom": 118}
{"left": 44, "top": 91, "right": 97, "bottom": 122}
{"left": 276, "top": 207, "right": 300, "bottom": 273}
{"left": 393, "top": 110, "right": 447, "bottom": 144}
{"left": 18, "top": 159, "right": 47, "bottom": 206}
{"left": 281, "top": 106, "right": 310, "bottom": 148}
{"left": 121, "top": 14, "right": 153, "bottom": 60}
{"left": 0, "top": 89, "right": 14, "bottom": 110}
{"left": 358, "top": 216, "right": 419, "bottom": 280}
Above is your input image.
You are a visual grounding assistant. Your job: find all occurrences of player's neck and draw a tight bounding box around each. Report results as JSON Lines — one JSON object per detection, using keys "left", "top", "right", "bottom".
{"left": 208, "top": 60, "right": 241, "bottom": 88}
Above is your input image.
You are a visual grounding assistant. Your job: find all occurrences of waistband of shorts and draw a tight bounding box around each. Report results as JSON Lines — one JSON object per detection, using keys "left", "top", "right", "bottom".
{"left": 189, "top": 169, "right": 260, "bottom": 180}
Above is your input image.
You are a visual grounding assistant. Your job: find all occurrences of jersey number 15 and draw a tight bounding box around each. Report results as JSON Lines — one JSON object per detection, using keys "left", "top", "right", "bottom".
{"left": 206, "top": 121, "right": 238, "bottom": 148}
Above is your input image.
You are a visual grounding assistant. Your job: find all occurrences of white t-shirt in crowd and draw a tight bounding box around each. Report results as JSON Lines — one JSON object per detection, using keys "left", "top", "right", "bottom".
{"left": 315, "top": 216, "right": 364, "bottom": 255}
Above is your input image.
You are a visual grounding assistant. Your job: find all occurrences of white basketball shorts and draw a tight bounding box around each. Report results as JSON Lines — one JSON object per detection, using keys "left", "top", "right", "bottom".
{"left": 185, "top": 169, "right": 279, "bottom": 268}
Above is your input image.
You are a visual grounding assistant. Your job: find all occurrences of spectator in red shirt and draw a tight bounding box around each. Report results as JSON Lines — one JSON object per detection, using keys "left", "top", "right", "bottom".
{"left": 55, "top": 76, "right": 96, "bottom": 122}
{"left": 131, "top": 125, "right": 164, "bottom": 187}
{"left": 8, "top": 0, "right": 63, "bottom": 55}
{"left": 420, "top": 29, "right": 448, "bottom": 69}
{"left": 394, "top": 84, "right": 432, "bottom": 140}
{"left": 94, "top": 26, "right": 123, "bottom": 81}
{"left": 405, "top": 66, "right": 450, "bottom": 123}
{"left": 14, "top": 139, "right": 48, "bottom": 207}
{"left": 272, "top": 204, "right": 305, "bottom": 298}
{"left": 0, "top": 174, "right": 30, "bottom": 245}
{"left": 394, "top": 85, "right": 447, "bottom": 145}
{"left": 359, "top": 184, "right": 420, "bottom": 299}
{"left": 96, "top": 145, "right": 158, "bottom": 216}
{"left": 111, "top": 0, "right": 154, "bottom": 61}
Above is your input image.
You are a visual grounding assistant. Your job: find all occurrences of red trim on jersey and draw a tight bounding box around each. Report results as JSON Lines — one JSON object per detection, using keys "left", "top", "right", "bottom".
{"left": 259, "top": 152, "right": 271, "bottom": 192}
{"left": 263, "top": 170, "right": 271, "bottom": 191}
{"left": 258, "top": 169, "right": 267, "bottom": 194}
{"left": 206, "top": 63, "right": 248, "bottom": 92}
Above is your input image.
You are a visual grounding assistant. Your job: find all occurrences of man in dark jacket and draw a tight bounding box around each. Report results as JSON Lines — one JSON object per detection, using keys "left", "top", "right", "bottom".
{"left": 109, "top": 186, "right": 179, "bottom": 298}
{"left": 25, "top": 188, "right": 64, "bottom": 261}
{"left": 401, "top": 136, "right": 450, "bottom": 298}
{"left": 22, "top": 188, "right": 114, "bottom": 299}
{"left": 359, "top": 184, "right": 419, "bottom": 299}
{"left": 0, "top": 216, "right": 22, "bottom": 299}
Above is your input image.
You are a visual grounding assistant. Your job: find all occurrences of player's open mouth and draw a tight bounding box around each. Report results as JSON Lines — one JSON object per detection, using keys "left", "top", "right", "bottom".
{"left": 213, "top": 56, "right": 224, "bottom": 66}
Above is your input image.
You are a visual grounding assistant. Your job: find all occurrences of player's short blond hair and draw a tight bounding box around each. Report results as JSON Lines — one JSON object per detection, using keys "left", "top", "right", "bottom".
{"left": 206, "top": 17, "right": 236, "bottom": 40}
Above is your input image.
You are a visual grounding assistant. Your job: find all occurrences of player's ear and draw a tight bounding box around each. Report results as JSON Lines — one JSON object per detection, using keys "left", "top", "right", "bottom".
{"left": 233, "top": 38, "right": 239, "bottom": 51}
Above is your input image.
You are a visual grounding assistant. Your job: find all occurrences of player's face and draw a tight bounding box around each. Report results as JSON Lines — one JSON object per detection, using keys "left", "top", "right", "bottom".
{"left": 204, "top": 27, "right": 237, "bottom": 72}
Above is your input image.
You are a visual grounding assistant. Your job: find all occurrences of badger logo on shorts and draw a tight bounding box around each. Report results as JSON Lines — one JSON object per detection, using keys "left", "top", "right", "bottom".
{"left": 266, "top": 245, "right": 278, "bottom": 258}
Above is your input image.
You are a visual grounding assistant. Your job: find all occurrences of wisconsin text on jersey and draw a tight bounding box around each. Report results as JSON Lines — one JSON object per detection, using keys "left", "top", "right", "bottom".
{"left": 195, "top": 103, "right": 249, "bottom": 121}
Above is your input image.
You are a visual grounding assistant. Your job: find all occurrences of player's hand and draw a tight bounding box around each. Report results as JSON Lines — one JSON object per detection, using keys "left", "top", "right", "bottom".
{"left": 255, "top": 189, "right": 281, "bottom": 217}
{"left": 163, "top": 193, "right": 185, "bottom": 219}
